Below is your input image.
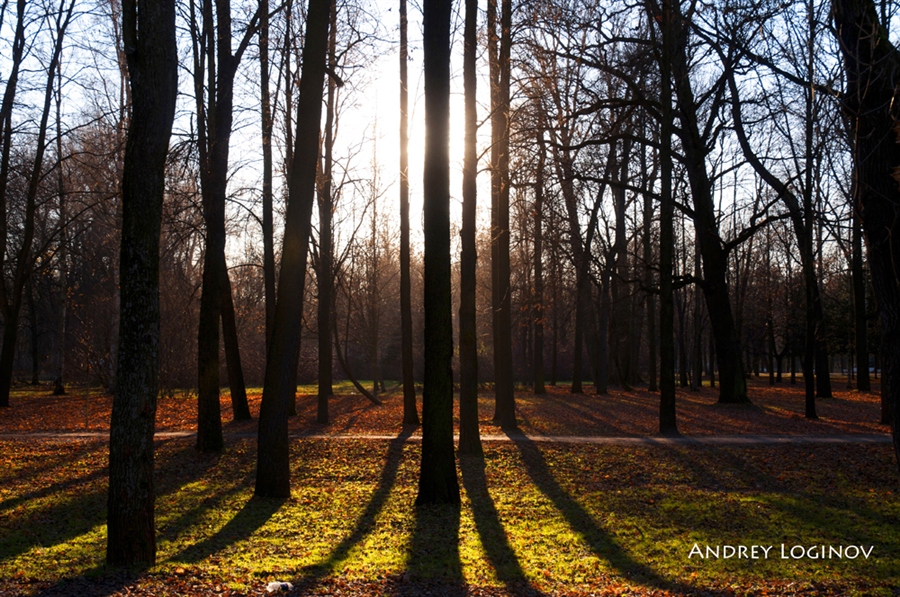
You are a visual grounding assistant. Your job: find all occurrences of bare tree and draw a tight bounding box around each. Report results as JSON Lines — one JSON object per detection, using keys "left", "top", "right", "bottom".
{"left": 255, "top": 0, "right": 330, "bottom": 498}
{"left": 106, "top": 0, "right": 178, "bottom": 565}
{"left": 417, "top": 0, "right": 459, "bottom": 505}
{"left": 458, "top": 0, "right": 482, "bottom": 455}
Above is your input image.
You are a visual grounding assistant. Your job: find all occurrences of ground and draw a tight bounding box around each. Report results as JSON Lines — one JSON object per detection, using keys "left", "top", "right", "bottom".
{"left": 0, "top": 378, "right": 897, "bottom": 596}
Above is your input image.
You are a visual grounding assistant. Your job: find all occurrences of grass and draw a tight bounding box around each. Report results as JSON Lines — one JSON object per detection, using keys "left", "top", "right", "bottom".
{"left": 1, "top": 436, "right": 898, "bottom": 595}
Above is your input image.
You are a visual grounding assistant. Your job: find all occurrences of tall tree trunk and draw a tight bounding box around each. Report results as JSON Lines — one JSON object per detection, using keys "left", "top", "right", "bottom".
{"left": 28, "top": 276, "right": 39, "bottom": 385}
{"left": 852, "top": 208, "right": 870, "bottom": 391}
{"left": 458, "top": 0, "right": 481, "bottom": 455}
{"left": 417, "top": 0, "right": 459, "bottom": 505}
{"left": 195, "top": 0, "right": 259, "bottom": 451}
{"left": 833, "top": 0, "right": 900, "bottom": 469}
{"left": 488, "top": 0, "right": 515, "bottom": 428}
{"left": 654, "top": 0, "right": 677, "bottom": 434}
{"left": 54, "top": 64, "right": 67, "bottom": 396}
{"left": 399, "top": 0, "right": 418, "bottom": 425}
{"left": 317, "top": 0, "right": 337, "bottom": 424}
{"left": 107, "top": 0, "right": 177, "bottom": 565}
{"left": 221, "top": 267, "right": 251, "bottom": 419}
{"left": 255, "top": 0, "right": 329, "bottom": 498}
{"left": 260, "top": 0, "right": 276, "bottom": 349}
{"left": 533, "top": 133, "right": 546, "bottom": 395}
{"left": 669, "top": 0, "right": 747, "bottom": 404}
{"left": 644, "top": 176, "right": 657, "bottom": 392}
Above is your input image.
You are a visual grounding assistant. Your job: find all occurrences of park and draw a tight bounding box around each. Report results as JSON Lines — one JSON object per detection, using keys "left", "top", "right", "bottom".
{"left": 0, "top": 379, "right": 897, "bottom": 595}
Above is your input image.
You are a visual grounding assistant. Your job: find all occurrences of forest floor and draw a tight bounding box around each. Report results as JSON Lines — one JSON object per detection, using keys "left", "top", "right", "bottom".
{"left": 0, "top": 378, "right": 897, "bottom": 597}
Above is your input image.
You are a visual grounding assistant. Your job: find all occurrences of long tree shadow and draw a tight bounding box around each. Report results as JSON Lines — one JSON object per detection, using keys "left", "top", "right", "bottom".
{"left": 506, "top": 432, "right": 704, "bottom": 593}
{"left": 394, "top": 500, "right": 464, "bottom": 597}
{"left": 3, "top": 439, "right": 224, "bottom": 595}
{"left": 661, "top": 444, "right": 900, "bottom": 552}
{"left": 459, "top": 453, "right": 547, "bottom": 596}
{"left": 172, "top": 495, "right": 285, "bottom": 564}
{"left": 291, "top": 429, "right": 413, "bottom": 593}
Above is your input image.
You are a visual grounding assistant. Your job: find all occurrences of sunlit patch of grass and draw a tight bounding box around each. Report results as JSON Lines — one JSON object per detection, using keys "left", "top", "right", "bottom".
{"left": 1, "top": 438, "right": 897, "bottom": 594}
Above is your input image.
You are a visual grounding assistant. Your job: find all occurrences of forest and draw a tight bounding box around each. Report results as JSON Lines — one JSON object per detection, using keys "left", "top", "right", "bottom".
{"left": 1, "top": 0, "right": 899, "bottom": 594}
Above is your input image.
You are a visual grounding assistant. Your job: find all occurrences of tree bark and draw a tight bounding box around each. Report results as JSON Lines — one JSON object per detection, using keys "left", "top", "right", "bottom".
{"left": 255, "top": 0, "right": 330, "bottom": 498}
{"left": 457, "top": 0, "right": 481, "bottom": 456}
{"left": 399, "top": 0, "right": 418, "bottom": 425}
{"left": 107, "top": 0, "right": 177, "bottom": 565}
{"left": 832, "top": 0, "right": 900, "bottom": 469}
{"left": 221, "top": 267, "right": 251, "bottom": 420}
{"left": 416, "top": 0, "right": 460, "bottom": 504}
{"left": 652, "top": 0, "right": 677, "bottom": 434}
{"left": 488, "top": 0, "right": 515, "bottom": 428}
{"left": 260, "top": 0, "right": 276, "bottom": 349}
{"left": 317, "top": 0, "right": 337, "bottom": 424}
{"left": 852, "top": 208, "right": 871, "bottom": 391}
{"left": 533, "top": 133, "right": 546, "bottom": 395}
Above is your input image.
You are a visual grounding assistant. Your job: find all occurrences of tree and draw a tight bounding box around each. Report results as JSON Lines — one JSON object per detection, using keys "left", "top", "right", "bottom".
{"left": 189, "top": 0, "right": 258, "bottom": 452}
{"left": 106, "top": 0, "right": 178, "bottom": 565}
{"left": 650, "top": 0, "right": 677, "bottom": 434}
{"left": 832, "top": 0, "right": 900, "bottom": 468}
{"left": 0, "top": 0, "right": 74, "bottom": 407}
{"left": 458, "top": 0, "right": 482, "bottom": 455}
{"left": 416, "top": 0, "right": 459, "bottom": 505}
{"left": 399, "top": 0, "right": 419, "bottom": 425}
{"left": 668, "top": 0, "right": 748, "bottom": 404}
{"left": 260, "top": 0, "right": 276, "bottom": 350}
{"left": 255, "top": 0, "right": 330, "bottom": 498}
{"left": 488, "top": 0, "right": 516, "bottom": 428}
{"left": 317, "top": 0, "right": 338, "bottom": 424}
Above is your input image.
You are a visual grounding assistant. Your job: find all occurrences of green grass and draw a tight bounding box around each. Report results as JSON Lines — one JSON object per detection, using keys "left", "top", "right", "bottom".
{"left": 1, "top": 438, "right": 898, "bottom": 594}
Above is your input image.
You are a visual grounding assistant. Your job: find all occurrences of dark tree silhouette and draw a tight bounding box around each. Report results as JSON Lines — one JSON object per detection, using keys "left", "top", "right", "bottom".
{"left": 0, "top": 0, "right": 74, "bottom": 408}
{"left": 106, "top": 0, "right": 178, "bottom": 565}
{"left": 317, "top": 0, "right": 338, "bottom": 424}
{"left": 458, "top": 0, "right": 482, "bottom": 456}
{"left": 255, "top": 0, "right": 330, "bottom": 498}
{"left": 488, "top": 0, "right": 515, "bottom": 428}
{"left": 416, "top": 0, "right": 460, "bottom": 505}
{"left": 399, "top": 0, "right": 419, "bottom": 426}
{"left": 832, "top": 0, "right": 900, "bottom": 469}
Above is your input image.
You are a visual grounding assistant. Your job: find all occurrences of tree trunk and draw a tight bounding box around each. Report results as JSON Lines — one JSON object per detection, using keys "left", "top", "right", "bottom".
{"left": 29, "top": 277, "right": 39, "bottom": 385}
{"left": 852, "top": 208, "right": 871, "bottom": 391}
{"left": 54, "top": 65, "right": 67, "bottom": 396}
{"left": 669, "top": 0, "right": 747, "bottom": 404}
{"left": 416, "top": 0, "right": 459, "bottom": 505}
{"left": 317, "top": 0, "right": 337, "bottom": 425}
{"left": 832, "top": 0, "right": 900, "bottom": 469}
{"left": 488, "top": 0, "right": 515, "bottom": 428}
{"left": 107, "top": 0, "right": 177, "bottom": 566}
{"left": 533, "top": 133, "right": 546, "bottom": 395}
{"left": 221, "top": 268, "right": 251, "bottom": 420}
{"left": 399, "top": 0, "right": 418, "bottom": 425}
{"left": 260, "top": 0, "right": 276, "bottom": 349}
{"left": 654, "top": 0, "right": 677, "bottom": 435}
{"left": 458, "top": 0, "right": 481, "bottom": 456}
{"left": 255, "top": 0, "right": 329, "bottom": 498}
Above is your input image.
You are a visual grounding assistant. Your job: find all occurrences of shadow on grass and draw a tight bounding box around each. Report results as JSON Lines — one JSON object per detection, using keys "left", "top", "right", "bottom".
{"left": 393, "top": 501, "right": 464, "bottom": 597}
{"left": 291, "top": 429, "right": 413, "bottom": 592}
{"left": 537, "top": 392, "right": 633, "bottom": 436}
{"left": 172, "top": 495, "right": 285, "bottom": 564}
{"left": 661, "top": 444, "right": 900, "bottom": 558}
{"left": 0, "top": 439, "right": 222, "bottom": 593}
{"left": 459, "top": 454, "right": 547, "bottom": 596}
{"left": 506, "top": 432, "right": 701, "bottom": 593}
